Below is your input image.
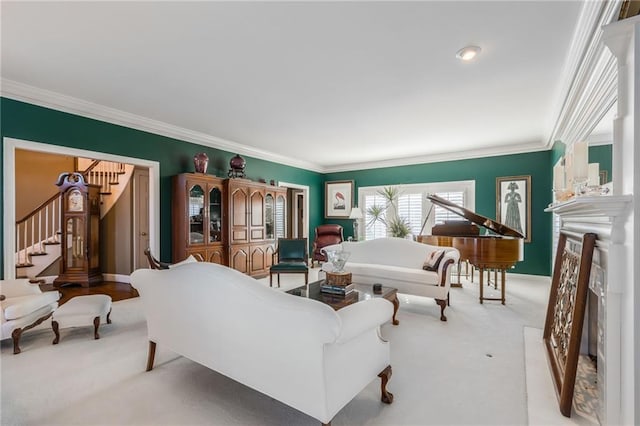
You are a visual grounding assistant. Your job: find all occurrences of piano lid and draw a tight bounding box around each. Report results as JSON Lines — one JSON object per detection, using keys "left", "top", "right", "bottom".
{"left": 427, "top": 194, "right": 524, "bottom": 238}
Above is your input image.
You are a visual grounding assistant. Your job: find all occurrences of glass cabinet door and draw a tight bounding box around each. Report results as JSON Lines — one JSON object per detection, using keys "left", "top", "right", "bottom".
{"left": 265, "top": 194, "right": 275, "bottom": 240}
{"left": 275, "top": 195, "right": 286, "bottom": 239}
{"left": 189, "top": 185, "right": 205, "bottom": 244}
{"left": 66, "top": 217, "right": 85, "bottom": 268}
{"left": 209, "top": 187, "right": 222, "bottom": 242}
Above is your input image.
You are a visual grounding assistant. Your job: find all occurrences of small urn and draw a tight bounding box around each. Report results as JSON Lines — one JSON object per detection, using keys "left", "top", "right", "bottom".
{"left": 228, "top": 154, "right": 246, "bottom": 178}
{"left": 193, "top": 153, "right": 209, "bottom": 174}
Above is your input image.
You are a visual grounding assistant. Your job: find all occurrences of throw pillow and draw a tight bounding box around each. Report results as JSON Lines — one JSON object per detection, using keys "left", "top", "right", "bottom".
{"left": 423, "top": 250, "right": 445, "bottom": 271}
{"left": 168, "top": 254, "right": 198, "bottom": 269}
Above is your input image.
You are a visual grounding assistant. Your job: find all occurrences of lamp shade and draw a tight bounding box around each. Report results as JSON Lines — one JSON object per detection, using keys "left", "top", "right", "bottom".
{"left": 349, "top": 207, "right": 363, "bottom": 219}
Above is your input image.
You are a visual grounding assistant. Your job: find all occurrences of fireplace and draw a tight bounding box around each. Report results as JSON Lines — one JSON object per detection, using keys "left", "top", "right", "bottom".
{"left": 545, "top": 195, "right": 632, "bottom": 424}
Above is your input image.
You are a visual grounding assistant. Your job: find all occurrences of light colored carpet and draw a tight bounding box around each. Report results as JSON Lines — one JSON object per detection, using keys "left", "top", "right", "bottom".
{"left": 1, "top": 270, "right": 596, "bottom": 425}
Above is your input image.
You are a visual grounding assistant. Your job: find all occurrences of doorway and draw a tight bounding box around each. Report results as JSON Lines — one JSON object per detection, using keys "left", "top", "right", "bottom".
{"left": 277, "top": 181, "right": 309, "bottom": 241}
{"left": 3, "top": 137, "right": 160, "bottom": 280}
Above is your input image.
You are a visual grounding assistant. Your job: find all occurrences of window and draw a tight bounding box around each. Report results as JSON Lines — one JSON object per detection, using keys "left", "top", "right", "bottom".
{"left": 433, "top": 191, "right": 465, "bottom": 224}
{"left": 364, "top": 193, "right": 387, "bottom": 240}
{"left": 398, "top": 193, "right": 423, "bottom": 236}
{"left": 357, "top": 181, "right": 475, "bottom": 240}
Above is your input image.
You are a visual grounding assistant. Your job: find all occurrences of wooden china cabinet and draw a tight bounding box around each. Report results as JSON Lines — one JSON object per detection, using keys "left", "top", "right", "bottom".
{"left": 172, "top": 174, "right": 287, "bottom": 278}
{"left": 172, "top": 173, "right": 226, "bottom": 265}
{"left": 225, "top": 179, "right": 287, "bottom": 277}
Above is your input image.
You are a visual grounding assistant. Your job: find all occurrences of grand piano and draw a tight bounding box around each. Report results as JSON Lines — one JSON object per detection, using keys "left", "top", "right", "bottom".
{"left": 418, "top": 194, "right": 524, "bottom": 304}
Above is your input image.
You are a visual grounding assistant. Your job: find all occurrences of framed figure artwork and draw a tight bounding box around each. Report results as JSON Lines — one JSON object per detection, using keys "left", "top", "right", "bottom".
{"left": 496, "top": 175, "right": 531, "bottom": 242}
{"left": 325, "top": 180, "right": 354, "bottom": 218}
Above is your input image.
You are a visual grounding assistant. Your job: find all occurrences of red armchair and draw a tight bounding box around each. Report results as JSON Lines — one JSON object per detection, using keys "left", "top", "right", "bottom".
{"left": 311, "top": 225, "right": 344, "bottom": 267}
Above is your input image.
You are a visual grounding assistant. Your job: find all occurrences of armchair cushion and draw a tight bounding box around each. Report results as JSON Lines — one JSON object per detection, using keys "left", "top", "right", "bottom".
{"left": 270, "top": 262, "right": 308, "bottom": 272}
{"left": 2, "top": 291, "right": 61, "bottom": 321}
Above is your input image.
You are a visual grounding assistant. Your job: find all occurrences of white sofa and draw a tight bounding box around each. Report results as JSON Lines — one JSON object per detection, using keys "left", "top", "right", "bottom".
{"left": 321, "top": 237, "right": 460, "bottom": 321}
{"left": 1, "top": 279, "right": 60, "bottom": 354}
{"left": 130, "top": 262, "right": 394, "bottom": 425}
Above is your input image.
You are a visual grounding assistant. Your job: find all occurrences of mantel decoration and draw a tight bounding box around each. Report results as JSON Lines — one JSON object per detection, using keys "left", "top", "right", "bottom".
{"left": 543, "top": 232, "right": 596, "bottom": 417}
{"left": 193, "top": 152, "right": 209, "bottom": 174}
{"left": 553, "top": 141, "right": 609, "bottom": 202}
{"left": 325, "top": 180, "right": 354, "bottom": 218}
{"left": 228, "top": 154, "right": 246, "bottom": 178}
{"left": 496, "top": 175, "right": 531, "bottom": 242}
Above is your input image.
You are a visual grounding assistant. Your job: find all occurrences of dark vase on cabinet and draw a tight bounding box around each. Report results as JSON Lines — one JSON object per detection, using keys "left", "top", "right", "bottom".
{"left": 172, "top": 173, "right": 226, "bottom": 265}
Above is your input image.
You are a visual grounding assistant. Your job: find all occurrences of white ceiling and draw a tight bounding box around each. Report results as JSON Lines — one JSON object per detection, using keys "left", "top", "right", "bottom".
{"left": 1, "top": 1, "right": 584, "bottom": 172}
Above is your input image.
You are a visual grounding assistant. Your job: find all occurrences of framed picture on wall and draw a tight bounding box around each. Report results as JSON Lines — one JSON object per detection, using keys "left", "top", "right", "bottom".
{"left": 325, "top": 180, "right": 354, "bottom": 218}
{"left": 496, "top": 175, "right": 531, "bottom": 243}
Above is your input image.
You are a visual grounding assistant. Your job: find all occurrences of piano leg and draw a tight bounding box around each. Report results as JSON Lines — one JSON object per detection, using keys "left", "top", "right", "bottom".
{"left": 479, "top": 267, "right": 484, "bottom": 304}
{"left": 501, "top": 269, "right": 506, "bottom": 305}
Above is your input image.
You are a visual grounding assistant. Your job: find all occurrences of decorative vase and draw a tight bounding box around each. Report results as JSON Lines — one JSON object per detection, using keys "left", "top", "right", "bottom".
{"left": 193, "top": 153, "right": 209, "bottom": 174}
{"left": 228, "top": 154, "right": 246, "bottom": 178}
{"left": 326, "top": 250, "right": 351, "bottom": 273}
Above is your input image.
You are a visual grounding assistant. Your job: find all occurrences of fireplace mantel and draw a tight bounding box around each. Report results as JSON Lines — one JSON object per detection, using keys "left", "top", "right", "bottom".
{"left": 545, "top": 195, "right": 632, "bottom": 219}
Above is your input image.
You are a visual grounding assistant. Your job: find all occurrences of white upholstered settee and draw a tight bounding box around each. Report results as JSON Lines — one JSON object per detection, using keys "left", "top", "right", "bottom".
{"left": 130, "top": 262, "right": 394, "bottom": 425}
{"left": 1, "top": 279, "right": 60, "bottom": 354}
{"left": 321, "top": 237, "right": 460, "bottom": 321}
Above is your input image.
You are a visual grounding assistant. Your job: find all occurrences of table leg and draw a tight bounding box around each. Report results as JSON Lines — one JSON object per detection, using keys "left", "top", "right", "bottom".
{"left": 501, "top": 269, "right": 506, "bottom": 304}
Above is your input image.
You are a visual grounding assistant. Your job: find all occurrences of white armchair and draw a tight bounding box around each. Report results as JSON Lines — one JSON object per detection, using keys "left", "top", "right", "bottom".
{"left": 1, "top": 279, "right": 60, "bottom": 354}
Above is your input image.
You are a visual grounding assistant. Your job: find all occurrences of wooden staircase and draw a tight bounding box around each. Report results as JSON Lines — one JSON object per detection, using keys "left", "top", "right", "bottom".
{"left": 15, "top": 159, "right": 134, "bottom": 279}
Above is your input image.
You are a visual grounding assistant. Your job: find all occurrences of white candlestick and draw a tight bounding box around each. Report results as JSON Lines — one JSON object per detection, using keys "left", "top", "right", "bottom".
{"left": 553, "top": 163, "right": 565, "bottom": 190}
{"left": 588, "top": 163, "right": 600, "bottom": 186}
{"left": 573, "top": 141, "right": 589, "bottom": 182}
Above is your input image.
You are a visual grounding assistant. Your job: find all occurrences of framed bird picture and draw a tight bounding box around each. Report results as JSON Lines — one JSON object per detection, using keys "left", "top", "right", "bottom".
{"left": 325, "top": 180, "right": 354, "bottom": 218}
{"left": 496, "top": 175, "right": 531, "bottom": 243}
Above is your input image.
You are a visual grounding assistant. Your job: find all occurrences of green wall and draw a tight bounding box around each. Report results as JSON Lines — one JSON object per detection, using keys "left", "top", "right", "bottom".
{"left": 325, "top": 151, "right": 554, "bottom": 275}
{"left": 0, "top": 98, "right": 325, "bottom": 276}
{"left": 2, "top": 97, "right": 561, "bottom": 278}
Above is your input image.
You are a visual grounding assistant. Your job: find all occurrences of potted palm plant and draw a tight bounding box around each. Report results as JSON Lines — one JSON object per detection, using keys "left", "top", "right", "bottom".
{"left": 366, "top": 186, "right": 412, "bottom": 238}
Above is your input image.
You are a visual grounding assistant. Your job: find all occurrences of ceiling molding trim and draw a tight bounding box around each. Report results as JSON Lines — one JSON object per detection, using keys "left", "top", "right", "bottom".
{"left": 323, "top": 141, "right": 548, "bottom": 173}
{"left": 546, "top": 0, "right": 621, "bottom": 149}
{"left": 2, "top": 79, "right": 559, "bottom": 175}
{"left": 0, "top": 79, "right": 325, "bottom": 173}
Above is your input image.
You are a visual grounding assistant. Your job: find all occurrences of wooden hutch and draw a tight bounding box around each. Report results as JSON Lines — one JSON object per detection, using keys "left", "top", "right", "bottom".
{"left": 172, "top": 173, "right": 287, "bottom": 278}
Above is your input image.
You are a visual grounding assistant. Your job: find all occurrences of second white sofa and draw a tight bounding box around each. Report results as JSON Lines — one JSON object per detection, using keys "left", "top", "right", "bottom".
{"left": 322, "top": 237, "right": 460, "bottom": 321}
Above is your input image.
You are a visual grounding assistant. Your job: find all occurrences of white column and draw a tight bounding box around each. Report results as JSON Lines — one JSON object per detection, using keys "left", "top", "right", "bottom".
{"left": 602, "top": 15, "right": 639, "bottom": 426}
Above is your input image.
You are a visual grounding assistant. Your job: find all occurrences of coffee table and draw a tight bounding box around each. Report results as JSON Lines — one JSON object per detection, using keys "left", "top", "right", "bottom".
{"left": 287, "top": 280, "right": 399, "bottom": 325}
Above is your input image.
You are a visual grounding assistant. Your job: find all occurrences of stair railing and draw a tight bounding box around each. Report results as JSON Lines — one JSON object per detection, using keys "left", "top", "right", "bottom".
{"left": 82, "top": 160, "right": 125, "bottom": 194}
{"left": 15, "top": 193, "right": 62, "bottom": 267}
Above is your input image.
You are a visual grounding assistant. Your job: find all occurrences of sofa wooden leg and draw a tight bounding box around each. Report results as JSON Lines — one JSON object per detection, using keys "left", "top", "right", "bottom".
{"left": 52, "top": 321, "right": 60, "bottom": 344}
{"left": 436, "top": 299, "right": 447, "bottom": 321}
{"left": 12, "top": 328, "right": 23, "bottom": 354}
{"left": 107, "top": 309, "right": 112, "bottom": 324}
{"left": 146, "top": 341, "right": 157, "bottom": 371}
{"left": 378, "top": 365, "right": 394, "bottom": 404}
{"left": 93, "top": 316, "right": 101, "bottom": 339}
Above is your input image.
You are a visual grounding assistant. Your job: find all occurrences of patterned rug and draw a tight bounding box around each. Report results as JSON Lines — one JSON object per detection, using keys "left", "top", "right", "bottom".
{"left": 574, "top": 355, "right": 599, "bottom": 423}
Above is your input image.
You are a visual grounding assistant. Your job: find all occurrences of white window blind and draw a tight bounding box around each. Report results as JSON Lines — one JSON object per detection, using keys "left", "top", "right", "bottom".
{"left": 433, "top": 191, "right": 465, "bottom": 224}
{"left": 398, "top": 193, "right": 423, "bottom": 236}
{"left": 364, "top": 193, "right": 387, "bottom": 240}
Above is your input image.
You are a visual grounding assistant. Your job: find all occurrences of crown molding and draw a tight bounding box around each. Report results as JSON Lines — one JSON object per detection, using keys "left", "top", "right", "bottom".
{"left": 545, "top": 0, "right": 621, "bottom": 149}
{"left": 4, "top": 78, "right": 564, "bottom": 175}
{"left": 0, "top": 79, "right": 325, "bottom": 173}
{"left": 323, "top": 140, "right": 548, "bottom": 173}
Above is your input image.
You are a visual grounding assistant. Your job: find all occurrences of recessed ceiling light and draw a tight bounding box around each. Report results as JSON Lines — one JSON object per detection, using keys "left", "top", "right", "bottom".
{"left": 456, "top": 46, "right": 481, "bottom": 61}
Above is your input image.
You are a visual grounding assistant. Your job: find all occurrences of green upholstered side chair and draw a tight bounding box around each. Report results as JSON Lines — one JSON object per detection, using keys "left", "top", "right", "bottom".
{"left": 270, "top": 238, "right": 309, "bottom": 287}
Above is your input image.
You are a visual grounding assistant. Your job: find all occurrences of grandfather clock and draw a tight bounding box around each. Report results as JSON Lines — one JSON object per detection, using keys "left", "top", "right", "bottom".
{"left": 53, "top": 172, "right": 103, "bottom": 288}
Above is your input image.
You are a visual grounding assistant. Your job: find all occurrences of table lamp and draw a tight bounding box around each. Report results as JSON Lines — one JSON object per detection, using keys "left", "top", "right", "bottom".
{"left": 349, "top": 207, "right": 363, "bottom": 241}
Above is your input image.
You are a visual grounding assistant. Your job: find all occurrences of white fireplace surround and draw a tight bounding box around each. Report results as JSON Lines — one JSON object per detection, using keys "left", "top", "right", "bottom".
{"left": 546, "top": 195, "right": 632, "bottom": 424}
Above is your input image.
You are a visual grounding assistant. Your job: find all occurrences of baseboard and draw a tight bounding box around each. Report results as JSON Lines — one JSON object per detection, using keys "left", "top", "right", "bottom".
{"left": 103, "top": 273, "right": 131, "bottom": 284}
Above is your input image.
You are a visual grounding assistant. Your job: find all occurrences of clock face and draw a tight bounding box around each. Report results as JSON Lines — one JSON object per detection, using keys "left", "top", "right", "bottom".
{"left": 68, "top": 189, "right": 84, "bottom": 212}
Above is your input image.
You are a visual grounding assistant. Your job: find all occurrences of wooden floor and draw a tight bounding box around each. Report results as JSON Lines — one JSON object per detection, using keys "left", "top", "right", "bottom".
{"left": 39, "top": 281, "right": 139, "bottom": 306}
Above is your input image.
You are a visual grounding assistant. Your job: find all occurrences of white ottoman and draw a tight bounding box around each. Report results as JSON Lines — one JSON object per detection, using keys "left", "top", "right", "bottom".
{"left": 52, "top": 295, "right": 112, "bottom": 344}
